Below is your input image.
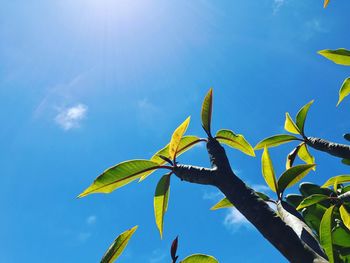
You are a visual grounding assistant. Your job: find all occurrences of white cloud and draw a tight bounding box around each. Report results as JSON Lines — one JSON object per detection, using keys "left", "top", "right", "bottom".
{"left": 55, "top": 104, "right": 88, "bottom": 130}
{"left": 224, "top": 208, "right": 250, "bottom": 232}
{"left": 202, "top": 191, "right": 222, "bottom": 201}
{"left": 77, "top": 232, "right": 91, "bottom": 243}
{"left": 149, "top": 249, "right": 167, "bottom": 263}
{"left": 251, "top": 184, "right": 271, "bottom": 193}
{"left": 86, "top": 215, "right": 97, "bottom": 225}
{"left": 273, "top": 0, "right": 285, "bottom": 14}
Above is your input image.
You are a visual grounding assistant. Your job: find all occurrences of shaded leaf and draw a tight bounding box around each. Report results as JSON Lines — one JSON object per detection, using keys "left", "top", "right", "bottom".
{"left": 344, "top": 134, "right": 350, "bottom": 142}
{"left": 154, "top": 174, "right": 171, "bottom": 238}
{"left": 286, "top": 145, "right": 301, "bottom": 169}
{"left": 320, "top": 205, "right": 335, "bottom": 263}
{"left": 216, "top": 129, "right": 255, "bottom": 156}
{"left": 337, "top": 77, "right": 350, "bottom": 106}
{"left": 296, "top": 194, "right": 329, "bottom": 210}
{"left": 261, "top": 147, "right": 278, "bottom": 193}
{"left": 318, "top": 49, "right": 350, "bottom": 66}
{"left": 332, "top": 223, "right": 350, "bottom": 247}
{"left": 340, "top": 205, "right": 350, "bottom": 231}
{"left": 171, "top": 236, "right": 179, "bottom": 262}
{"left": 342, "top": 159, "right": 350, "bottom": 166}
{"left": 181, "top": 254, "right": 219, "bottom": 263}
{"left": 201, "top": 88, "right": 213, "bottom": 136}
{"left": 296, "top": 100, "right": 314, "bottom": 135}
{"left": 297, "top": 143, "right": 316, "bottom": 170}
{"left": 284, "top": 113, "right": 301, "bottom": 134}
{"left": 79, "top": 160, "right": 160, "bottom": 197}
{"left": 302, "top": 203, "right": 327, "bottom": 232}
{"left": 101, "top": 226, "right": 138, "bottom": 263}
{"left": 254, "top": 134, "right": 299, "bottom": 150}
{"left": 169, "top": 117, "right": 191, "bottom": 160}
{"left": 299, "top": 182, "right": 334, "bottom": 197}
{"left": 285, "top": 194, "right": 304, "bottom": 208}
{"left": 277, "top": 164, "right": 316, "bottom": 194}
{"left": 322, "top": 175, "right": 350, "bottom": 188}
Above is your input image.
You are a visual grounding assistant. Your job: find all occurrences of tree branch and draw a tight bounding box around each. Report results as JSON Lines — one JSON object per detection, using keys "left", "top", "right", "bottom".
{"left": 306, "top": 137, "right": 350, "bottom": 160}
{"left": 173, "top": 165, "right": 215, "bottom": 185}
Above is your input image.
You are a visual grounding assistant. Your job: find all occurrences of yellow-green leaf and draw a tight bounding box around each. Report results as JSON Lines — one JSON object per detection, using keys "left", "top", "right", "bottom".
{"left": 210, "top": 197, "right": 233, "bottom": 210}
{"left": 340, "top": 205, "right": 350, "bottom": 231}
{"left": 284, "top": 112, "right": 301, "bottom": 134}
{"left": 254, "top": 134, "right": 299, "bottom": 150}
{"left": 169, "top": 117, "right": 191, "bottom": 160}
{"left": 216, "top": 129, "right": 255, "bottom": 157}
{"left": 318, "top": 49, "right": 350, "bottom": 66}
{"left": 201, "top": 88, "right": 213, "bottom": 136}
{"left": 296, "top": 194, "right": 329, "bottom": 210}
{"left": 320, "top": 206, "right": 335, "bottom": 263}
{"left": 297, "top": 143, "right": 315, "bottom": 170}
{"left": 78, "top": 160, "right": 160, "bottom": 198}
{"left": 181, "top": 254, "right": 219, "bottom": 263}
{"left": 262, "top": 147, "right": 278, "bottom": 193}
{"left": 322, "top": 175, "right": 350, "bottom": 188}
{"left": 154, "top": 174, "right": 171, "bottom": 238}
{"left": 337, "top": 77, "right": 350, "bottom": 106}
{"left": 296, "top": 100, "right": 314, "bottom": 134}
{"left": 342, "top": 159, "right": 350, "bottom": 166}
{"left": 101, "top": 225, "right": 138, "bottom": 263}
{"left": 324, "top": 0, "right": 329, "bottom": 8}
{"left": 277, "top": 164, "right": 316, "bottom": 194}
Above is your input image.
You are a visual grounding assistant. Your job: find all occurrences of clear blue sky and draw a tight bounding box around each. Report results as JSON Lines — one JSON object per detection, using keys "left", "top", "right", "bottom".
{"left": 1, "top": 0, "right": 349, "bottom": 262}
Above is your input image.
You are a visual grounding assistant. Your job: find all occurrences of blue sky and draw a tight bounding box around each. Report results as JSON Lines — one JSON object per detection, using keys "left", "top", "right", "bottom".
{"left": 1, "top": 0, "right": 350, "bottom": 262}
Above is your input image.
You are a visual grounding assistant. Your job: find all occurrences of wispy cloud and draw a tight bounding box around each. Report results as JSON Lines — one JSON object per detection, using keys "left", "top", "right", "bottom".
{"left": 302, "top": 19, "right": 329, "bottom": 40}
{"left": 149, "top": 249, "right": 167, "bottom": 263}
{"left": 202, "top": 190, "right": 222, "bottom": 201}
{"left": 86, "top": 215, "right": 97, "bottom": 225}
{"left": 251, "top": 184, "right": 271, "bottom": 193}
{"left": 137, "top": 97, "right": 161, "bottom": 125}
{"left": 55, "top": 104, "right": 88, "bottom": 130}
{"left": 224, "top": 208, "right": 250, "bottom": 232}
{"left": 273, "top": 0, "right": 285, "bottom": 14}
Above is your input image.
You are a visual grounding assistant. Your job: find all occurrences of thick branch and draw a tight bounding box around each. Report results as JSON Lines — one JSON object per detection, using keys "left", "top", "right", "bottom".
{"left": 173, "top": 165, "right": 215, "bottom": 185}
{"left": 306, "top": 137, "right": 350, "bottom": 160}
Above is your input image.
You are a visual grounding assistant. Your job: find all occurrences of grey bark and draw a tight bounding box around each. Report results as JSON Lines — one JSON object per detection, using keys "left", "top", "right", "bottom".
{"left": 306, "top": 137, "right": 350, "bottom": 160}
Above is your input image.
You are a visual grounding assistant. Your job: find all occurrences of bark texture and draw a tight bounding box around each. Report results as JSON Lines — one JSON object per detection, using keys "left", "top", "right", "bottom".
{"left": 306, "top": 137, "right": 350, "bottom": 160}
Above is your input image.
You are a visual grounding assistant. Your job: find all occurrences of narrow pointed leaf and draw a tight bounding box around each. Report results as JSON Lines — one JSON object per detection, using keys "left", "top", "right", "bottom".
{"left": 296, "top": 100, "right": 314, "bottom": 134}
{"left": 286, "top": 145, "right": 301, "bottom": 169}
{"left": 201, "top": 88, "right": 213, "bottom": 136}
{"left": 101, "top": 225, "right": 138, "bottom": 263}
{"left": 277, "top": 164, "right": 316, "bottom": 194}
{"left": 78, "top": 160, "right": 160, "bottom": 197}
{"left": 171, "top": 236, "right": 179, "bottom": 262}
{"left": 337, "top": 77, "right": 350, "bottom": 106}
{"left": 210, "top": 197, "right": 233, "bottom": 210}
{"left": 216, "top": 129, "right": 255, "bottom": 156}
{"left": 324, "top": 0, "right": 329, "bottom": 8}
{"left": 181, "top": 254, "right": 219, "bottom": 263}
{"left": 154, "top": 174, "right": 171, "bottom": 238}
{"left": 342, "top": 159, "right": 350, "bottom": 166}
{"left": 340, "top": 205, "right": 350, "bottom": 231}
{"left": 344, "top": 134, "right": 350, "bottom": 142}
{"left": 322, "top": 175, "right": 350, "bottom": 188}
{"left": 169, "top": 117, "right": 191, "bottom": 160}
{"left": 320, "top": 205, "right": 335, "bottom": 263}
{"left": 261, "top": 147, "right": 278, "bottom": 193}
{"left": 318, "top": 49, "right": 350, "bottom": 66}
{"left": 297, "top": 143, "right": 316, "bottom": 170}
{"left": 296, "top": 194, "right": 329, "bottom": 210}
{"left": 255, "top": 134, "right": 299, "bottom": 150}
{"left": 284, "top": 113, "right": 301, "bottom": 134}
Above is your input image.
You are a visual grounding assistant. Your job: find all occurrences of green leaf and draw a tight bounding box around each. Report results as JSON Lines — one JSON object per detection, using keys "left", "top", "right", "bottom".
{"left": 296, "top": 194, "right": 329, "bottom": 210}
{"left": 296, "top": 100, "right": 314, "bottom": 135}
{"left": 169, "top": 117, "right": 191, "bottom": 160}
{"left": 210, "top": 197, "right": 233, "bottom": 210}
{"left": 286, "top": 145, "right": 301, "bottom": 169}
{"left": 261, "top": 147, "right": 278, "bottom": 193}
{"left": 101, "top": 225, "right": 138, "bottom": 263}
{"left": 299, "top": 182, "right": 334, "bottom": 197}
{"left": 322, "top": 175, "right": 350, "bottom": 188}
{"left": 216, "top": 129, "right": 255, "bottom": 157}
{"left": 318, "top": 48, "right": 350, "bottom": 66}
{"left": 344, "top": 134, "right": 350, "bottom": 142}
{"left": 201, "top": 88, "right": 213, "bottom": 136}
{"left": 332, "top": 224, "right": 350, "bottom": 247}
{"left": 337, "top": 77, "right": 350, "bottom": 106}
{"left": 181, "top": 254, "right": 219, "bottom": 263}
{"left": 285, "top": 194, "right": 304, "bottom": 208}
{"left": 254, "top": 134, "right": 299, "bottom": 150}
{"left": 297, "top": 143, "right": 315, "bottom": 170}
{"left": 323, "top": 0, "right": 329, "bottom": 8}
{"left": 320, "top": 205, "right": 335, "bottom": 263}
{"left": 154, "top": 174, "right": 171, "bottom": 238}
{"left": 340, "top": 205, "right": 350, "bottom": 231}
{"left": 284, "top": 113, "right": 301, "bottom": 134}
{"left": 277, "top": 164, "right": 316, "bottom": 194}
{"left": 78, "top": 160, "right": 160, "bottom": 197}
{"left": 302, "top": 203, "right": 327, "bottom": 232}
{"left": 342, "top": 159, "right": 350, "bottom": 166}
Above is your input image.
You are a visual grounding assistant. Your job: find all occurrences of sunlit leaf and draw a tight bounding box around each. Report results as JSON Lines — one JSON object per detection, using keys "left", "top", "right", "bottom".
{"left": 154, "top": 174, "right": 171, "bottom": 238}
{"left": 286, "top": 145, "right": 301, "bottom": 169}
{"left": 337, "top": 77, "right": 350, "bottom": 106}
{"left": 101, "top": 226, "right": 138, "bottom": 263}
{"left": 216, "top": 129, "right": 255, "bottom": 156}
{"left": 78, "top": 160, "right": 160, "bottom": 197}
{"left": 277, "top": 164, "right": 316, "bottom": 194}
{"left": 181, "top": 254, "right": 219, "bottom": 263}
{"left": 342, "top": 159, "right": 350, "bottom": 166}
{"left": 324, "top": 0, "right": 329, "bottom": 8}
{"left": 296, "top": 194, "right": 329, "bottom": 210}
{"left": 296, "top": 100, "right": 314, "bottom": 135}
{"left": 261, "top": 147, "right": 278, "bottom": 193}
{"left": 297, "top": 143, "right": 315, "bottom": 170}
{"left": 318, "top": 49, "right": 350, "bottom": 66}
{"left": 332, "top": 224, "right": 350, "bottom": 247}
{"left": 201, "top": 88, "right": 213, "bottom": 136}
{"left": 284, "top": 113, "right": 301, "bottom": 134}
{"left": 169, "top": 117, "right": 191, "bottom": 160}
{"left": 210, "top": 197, "right": 233, "bottom": 210}
{"left": 322, "top": 175, "right": 350, "bottom": 188}
{"left": 320, "top": 205, "right": 335, "bottom": 263}
{"left": 340, "top": 205, "right": 350, "bottom": 231}
{"left": 254, "top": 134, "right": 299, "bottom": 150}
